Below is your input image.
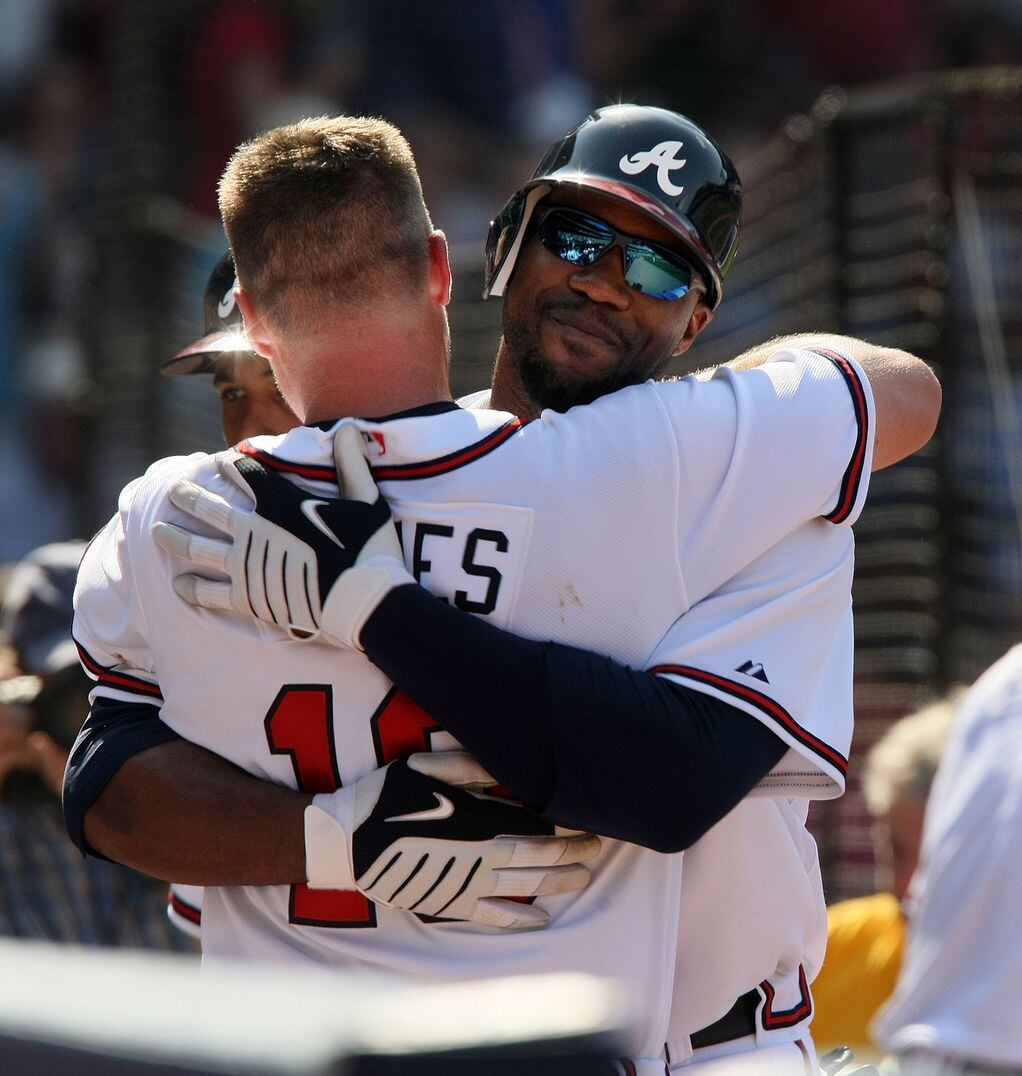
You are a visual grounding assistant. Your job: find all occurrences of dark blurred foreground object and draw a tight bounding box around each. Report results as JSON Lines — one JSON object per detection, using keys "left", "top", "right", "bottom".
{"left": 0, "top": 943, "right": 622, "bottom": 1075}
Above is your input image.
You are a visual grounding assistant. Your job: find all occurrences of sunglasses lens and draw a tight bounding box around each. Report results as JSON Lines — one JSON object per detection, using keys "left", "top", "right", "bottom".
{"left": 539, "top": 211, "right": 611, "bottom": 267}
{"left": 537, "top": 208, "right": 698, "bottom": 301}
{"left": 624, "top": 243, "right": 693, "bottom": 300}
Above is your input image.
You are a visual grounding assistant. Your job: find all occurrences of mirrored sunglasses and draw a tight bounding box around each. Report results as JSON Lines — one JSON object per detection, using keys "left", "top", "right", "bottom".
{"left": 535, "top": 206, "right": 703, "bottom": 301}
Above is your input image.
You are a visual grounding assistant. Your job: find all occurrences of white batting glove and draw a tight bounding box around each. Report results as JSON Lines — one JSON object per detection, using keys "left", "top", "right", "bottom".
{"left": 151, "top": 424, "right": 413, "bottom": 649}
{"left": 305, "top": 755, "right": 601, "bottom": 930}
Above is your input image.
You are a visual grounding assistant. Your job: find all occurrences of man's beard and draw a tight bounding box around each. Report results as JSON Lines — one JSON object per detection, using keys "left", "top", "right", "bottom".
{"left": 516, "top": 346, "right": 644, "bottom": 413}
{"left": 504, "top": 296, "right": 658, "bottom": 413}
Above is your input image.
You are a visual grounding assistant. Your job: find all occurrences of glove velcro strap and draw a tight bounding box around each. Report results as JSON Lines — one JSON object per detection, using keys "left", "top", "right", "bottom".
{"left": 322, "top": 559, "right": 415, "bottom": 650}
{"left": 305, "top": 794, "right": 359, "bottom": 890}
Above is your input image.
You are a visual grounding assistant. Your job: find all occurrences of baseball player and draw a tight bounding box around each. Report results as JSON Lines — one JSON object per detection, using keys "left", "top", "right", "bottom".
{"left": 161, "top": 253, "right": 598, "bottom": 940}
{"left": 69, "top": 111, "right": 939, "bottom": 1071}
{"left": 163, "top": 250, "right": 299, "bottom": 447}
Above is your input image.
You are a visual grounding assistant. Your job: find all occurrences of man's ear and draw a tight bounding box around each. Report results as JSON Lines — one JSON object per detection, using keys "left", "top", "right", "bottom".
{"left": 428, "top": 231, "right": 452, "bottom": 307}
{"left": 235, "top": 287, "right": 277, "bottom": 361}
{"left": 672, "top": 300, "right": 714, "bottom": 359}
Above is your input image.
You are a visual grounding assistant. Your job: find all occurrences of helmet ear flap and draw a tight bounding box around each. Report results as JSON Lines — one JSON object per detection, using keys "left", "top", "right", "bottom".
{"left": 483, "top": 184, "right": 552, "bottom": 299}
{"left": 483, "top": 191, "right": 526, "bottom": 297}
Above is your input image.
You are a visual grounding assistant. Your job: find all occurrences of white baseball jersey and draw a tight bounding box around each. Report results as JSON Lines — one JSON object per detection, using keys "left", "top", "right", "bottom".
{"left": 74, "top": 347, "right": 873, "bottom": 1063}
{"left": 873, "top": 644, "right": 1022, "bottom": 1069}
{"left": 461, "top": 383, "right": 858, "bottom": 1065}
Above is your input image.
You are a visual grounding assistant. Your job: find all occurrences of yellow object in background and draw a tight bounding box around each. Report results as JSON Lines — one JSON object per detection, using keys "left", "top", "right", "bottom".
{"left": 811, "top": 892, "right": 906, "bottom": 1061}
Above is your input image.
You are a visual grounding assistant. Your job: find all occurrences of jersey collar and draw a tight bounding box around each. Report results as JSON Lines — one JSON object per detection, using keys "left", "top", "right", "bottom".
{"left": 312, "top": 401, "right": 462, "bottom": 430}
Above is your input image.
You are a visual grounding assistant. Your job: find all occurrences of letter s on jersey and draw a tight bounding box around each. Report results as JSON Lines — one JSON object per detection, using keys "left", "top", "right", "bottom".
{"left": 457, "top": 528, "right": 509, "bottom": 615}
{"left": 391, "top": 501, "right": 534, "bottom": 629}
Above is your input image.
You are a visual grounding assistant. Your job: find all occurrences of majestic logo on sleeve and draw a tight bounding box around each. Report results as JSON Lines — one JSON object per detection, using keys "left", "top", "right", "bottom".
{"left": 217, "top": 277, "right": 239, "bottom": 319}
{"left": 619, "top": 141, "right": 687, "bottom": 196}
{"left": 736, "top": 660, "right": 770, "bottom": 683}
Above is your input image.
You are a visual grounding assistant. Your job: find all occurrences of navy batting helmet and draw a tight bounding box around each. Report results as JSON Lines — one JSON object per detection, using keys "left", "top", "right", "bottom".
{"left": 484, "top": 104, "right": 741, "bottom": 309}
{"left": 162, "top": 251, "right": 255, "bottom": 376}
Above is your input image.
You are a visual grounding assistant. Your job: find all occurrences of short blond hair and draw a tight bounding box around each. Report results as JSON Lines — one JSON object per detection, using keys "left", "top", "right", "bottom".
{"left": 218, "top": 115, "right": 433, "bottom": 332}
{"left": 863, "top": 691, "right": 960, "bottom": 816}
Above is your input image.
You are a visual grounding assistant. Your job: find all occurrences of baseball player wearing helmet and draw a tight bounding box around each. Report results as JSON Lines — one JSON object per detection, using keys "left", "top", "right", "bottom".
{"left": 163, "top": 250, "right": 298, "bottom": 447}
{"left": 68, "top": 111, "right": 939, "bottom": 1072}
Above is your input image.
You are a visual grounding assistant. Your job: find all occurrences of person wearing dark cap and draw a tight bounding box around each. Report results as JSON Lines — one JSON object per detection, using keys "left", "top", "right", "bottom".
{"left": 0, "top": 542, "right": 191, "bottom": 949}
{"left": 164, "top": 250, "right": 298, "bottom": 447}
{"left": 0, "top": 541, "right": 87, "bottom": 798}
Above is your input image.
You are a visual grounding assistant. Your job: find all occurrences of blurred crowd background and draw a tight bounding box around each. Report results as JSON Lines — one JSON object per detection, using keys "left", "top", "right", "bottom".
{"left": 4, "top": 0, "right": 1022, "bottom": 556}
{"left": 2, "top": 0, "right": 1022, "bottom": 1042}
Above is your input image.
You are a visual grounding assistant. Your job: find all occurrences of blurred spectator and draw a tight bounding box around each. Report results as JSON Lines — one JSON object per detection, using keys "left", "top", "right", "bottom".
{"left": 576, "top": 0, "right": 771, "bottom": 135}
{"left": 0, "top": 118, "right": 40, "bottom": 409}
{"left": 760, "top": 0, "right": 934, "bottom": 88}
{"left": 0, "top": 542, "right": 190, "bottom": 949}
{"left": 178, "top": 0, "right": 290, "bottom": 219}
{"left": 811, "top": 696, "right": 954, "bottom": 1061}
{"left": 0, "top": 0, "right": 59, "bottom": 108}
{"left": 939, "top": 0, "right": 1022, "bottom": 68}
{"left": 874, "top": 646, "right": 1022, "bottom": 1072}
{"left": 355, "top": 1, "right": 596, "bottom": 245}
{"left": 0, "top": 51, "right": 97, "bottom": 560}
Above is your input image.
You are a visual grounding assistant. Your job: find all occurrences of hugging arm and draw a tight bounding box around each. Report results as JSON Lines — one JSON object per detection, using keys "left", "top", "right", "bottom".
{"left": 67, "top": 609, "right": 783, "bottom": 878}
{"left": 74, "top": 340, "right": 937, "bottom": 885}
{"left": 68, "top": 433, "right": 784, "bottom": 878}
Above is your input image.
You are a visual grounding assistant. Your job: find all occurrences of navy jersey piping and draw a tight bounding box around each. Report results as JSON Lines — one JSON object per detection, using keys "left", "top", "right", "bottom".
{"left": 74, "top": 638, "right": 164, "bottom": 702}
{"left": 238, "top": 415, "right": 521, "bottom": 485}
{"left": 805, "top": 347, "right": 870, "bottom": 524}
{"left": 371, "top": 418, "right": 523, "bottom": 481}
{"left": 649, "top": 663, "right": 848, "bottom": 778}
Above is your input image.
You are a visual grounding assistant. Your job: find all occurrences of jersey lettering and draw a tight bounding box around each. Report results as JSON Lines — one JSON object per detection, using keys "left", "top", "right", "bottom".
{"left": 392, "top": 502, "right": 532, "bottom": 630}
{"left": 370, "top": 686, "right": 444, "bottom": 766}
{"left": 411, "top": 522, "right": 455, "bottom": 597}
{"left": 456, "top": 528, "right": 507, "bottom": 614}
{"left": 408, "top": 521, "right": 510, "bottom": 614}
{"left": 264, "top": 684, "right": 340, "bottom": 793}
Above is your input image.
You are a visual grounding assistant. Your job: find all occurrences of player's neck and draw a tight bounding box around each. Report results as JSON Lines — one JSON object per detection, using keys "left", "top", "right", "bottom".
{"left": 284, "top": 318, "right": 453, "bottom": 424}
{"left": 489, "top": 338, "right": 541, "bottom": 421}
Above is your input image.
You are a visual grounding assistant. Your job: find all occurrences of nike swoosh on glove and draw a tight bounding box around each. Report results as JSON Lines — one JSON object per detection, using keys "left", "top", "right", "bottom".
{"left": 304, "top": 756, "right": 601, "bottom": 930}
{"left": 151, "top": 423, "right": 413, "bottom": 648}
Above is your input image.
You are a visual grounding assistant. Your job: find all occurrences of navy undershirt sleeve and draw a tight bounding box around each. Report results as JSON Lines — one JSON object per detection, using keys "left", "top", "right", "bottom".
{"left": 63, "top": 698, "right": 183, "bottom": 856}
{"left": 361, "top": 585, "right": 787, "bottom": 853}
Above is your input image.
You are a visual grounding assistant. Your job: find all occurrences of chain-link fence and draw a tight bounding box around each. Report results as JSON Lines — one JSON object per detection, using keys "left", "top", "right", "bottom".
{"left": 83, "top": 68, "right": 1022, "bottom": 900}
{"left": 693, "top": 69, "right": 1022, "bottom": 899}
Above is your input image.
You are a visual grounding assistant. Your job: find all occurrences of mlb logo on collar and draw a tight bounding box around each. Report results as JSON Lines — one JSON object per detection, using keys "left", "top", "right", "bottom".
{"left": 365, "top": 431, "right": 387, "bottom": 459}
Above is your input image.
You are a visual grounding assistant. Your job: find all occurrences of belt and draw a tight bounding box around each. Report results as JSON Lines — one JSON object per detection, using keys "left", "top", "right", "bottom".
{"left": 689, "top": 988, "right": 760, "bottom": 1050}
